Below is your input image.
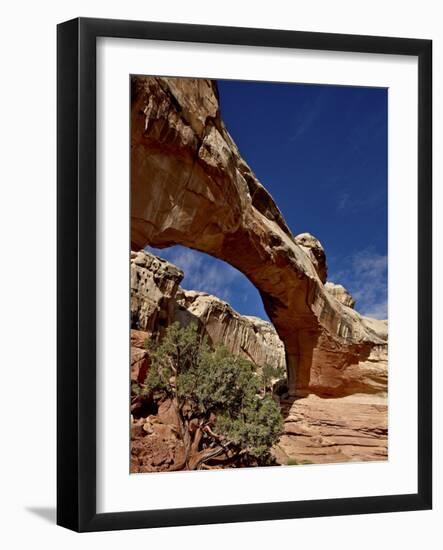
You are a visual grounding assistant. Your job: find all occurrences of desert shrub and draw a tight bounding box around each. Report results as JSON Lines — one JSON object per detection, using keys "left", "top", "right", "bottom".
{"left": 260, "top": 363, "right": 286, "bottom": 394}
{"left": 143, "top": 322, "right": 283, "bottom": 469}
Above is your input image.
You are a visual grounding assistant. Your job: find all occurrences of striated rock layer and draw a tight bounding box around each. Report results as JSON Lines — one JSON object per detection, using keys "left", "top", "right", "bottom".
{"left": 175, "top": 290, "right": 285, "bottom": 371}
{"left": 131, "top": 250, "right": 182, "bottom": 335}
{"left": 274, "top": 394, "right": 388, "bottom": 465}
{"left": 130, "top": 249, "right": 285, "bottom": 372}
{"left": 131, "top": 76, "right": 388, "bottom": 396}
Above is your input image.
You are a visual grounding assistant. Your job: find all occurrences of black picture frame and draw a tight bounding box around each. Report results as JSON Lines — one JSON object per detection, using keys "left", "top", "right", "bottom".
{"left": 57, "top": 17, "right": 432, "bottom": 532}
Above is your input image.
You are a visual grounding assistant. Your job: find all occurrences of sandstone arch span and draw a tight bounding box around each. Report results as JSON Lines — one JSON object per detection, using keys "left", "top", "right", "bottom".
{"left": 130, "top": 76, "right": 387, "bottom": 396}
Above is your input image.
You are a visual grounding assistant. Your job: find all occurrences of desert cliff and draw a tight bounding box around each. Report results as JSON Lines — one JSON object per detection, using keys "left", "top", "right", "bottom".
{"left": 130, "top": 76, "right": 388, "bottom": 469}
{"left": 131, "top": 75, "right": 386, "bottom": 397}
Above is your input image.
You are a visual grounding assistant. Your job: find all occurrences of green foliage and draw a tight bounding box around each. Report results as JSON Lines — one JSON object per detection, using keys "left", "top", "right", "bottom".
{"left": 260, "top": 363, "right": 286, "bottom": 394}
{"left": 215, "top": 394, "right": 283, "bottom": 459}
{"left": 180, "top": 346, "right": 259, "bottom": 414}
{"left": 145, "top": 322, "right": 202, "bottom": 395}
{"left": 144, "top": 322, "right": 283, "bottom": 463}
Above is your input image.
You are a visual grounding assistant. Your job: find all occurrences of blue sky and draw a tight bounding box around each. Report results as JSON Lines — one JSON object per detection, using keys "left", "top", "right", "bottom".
{"left": 149, "top": 80, "right": 387, "bottom": 321}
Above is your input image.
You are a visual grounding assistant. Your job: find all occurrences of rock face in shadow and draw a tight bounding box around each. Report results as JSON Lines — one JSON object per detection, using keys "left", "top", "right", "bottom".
{"left": 131, "top": 76, "right": 387, "bottom": 396}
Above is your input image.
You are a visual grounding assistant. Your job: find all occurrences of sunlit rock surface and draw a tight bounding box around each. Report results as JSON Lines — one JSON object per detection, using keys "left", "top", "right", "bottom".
{"left": 325, "top": 281, "right": 356, "bottom": 309}
{"left": 273, "top": 394, "right": 388, "bottom": 465}
{"left": 130, "top": 250, "right": 182, "bottom": 335}
{"left": 130, "top": 250, "right": 285, "bottom": 371}
{"left": 175, "top": 289, "right": 285, "bottom": 370}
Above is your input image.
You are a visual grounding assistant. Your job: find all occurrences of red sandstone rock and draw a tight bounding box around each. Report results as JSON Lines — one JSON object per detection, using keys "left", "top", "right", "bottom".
{"left": 130, "top": 346, "right": 149, "bottom": 384}
{"left": 131, "top": 329, "right": 149, "bottom": 349}
{"left": 273, "top": 394, "right": 388, "bottom": 464}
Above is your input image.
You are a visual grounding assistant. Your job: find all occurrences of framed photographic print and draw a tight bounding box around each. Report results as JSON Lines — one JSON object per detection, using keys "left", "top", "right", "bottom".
{"left": 57, "top": 17, "right": 432, "bottom": 532}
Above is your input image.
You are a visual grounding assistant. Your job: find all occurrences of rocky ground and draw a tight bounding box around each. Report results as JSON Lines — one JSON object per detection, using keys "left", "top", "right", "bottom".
{"left": 131, "top": 393, "right": 388, "bottom": 471}
{"left": 274, "top": 394, "right": 388, "bottom": 465}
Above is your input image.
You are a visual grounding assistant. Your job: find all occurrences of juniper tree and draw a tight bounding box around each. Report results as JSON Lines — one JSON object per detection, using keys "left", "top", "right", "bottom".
{"left": 143, "top": 322, "right": 283, "bottom": 470}
{"left": 260, "top": 363, "right": 286, "bottom": 395}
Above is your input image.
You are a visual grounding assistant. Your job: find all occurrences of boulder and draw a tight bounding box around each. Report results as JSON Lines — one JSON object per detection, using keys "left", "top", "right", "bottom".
{"left": 294, "top": 233, "right": 327, "bottom": 283}
{"left": 325, "top": 281, "right": 356, "bottom": 308}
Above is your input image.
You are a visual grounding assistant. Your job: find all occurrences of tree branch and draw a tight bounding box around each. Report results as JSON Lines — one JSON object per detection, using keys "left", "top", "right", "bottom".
{"left": 188, "top": 445, "right": 225, "bottom": 470}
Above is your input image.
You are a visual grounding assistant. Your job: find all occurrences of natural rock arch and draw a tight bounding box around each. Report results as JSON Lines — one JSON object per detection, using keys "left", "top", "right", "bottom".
{"left": 131, "top": 76, "right": 386, "bottom": 396}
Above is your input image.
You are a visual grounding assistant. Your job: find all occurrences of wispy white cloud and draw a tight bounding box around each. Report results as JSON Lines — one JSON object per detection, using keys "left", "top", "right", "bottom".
{"left": 336, "top": 188, "right": 385, "bottom": 214}
{"left": 290, "top": 89, "right": 327, "bottom": 143}
{"left": 363, "top": 301, "right": 388, "bottom": 320}
{"left": 146, "top": 245, "right": 270, "bottom": 320}
{"left": 147, "top": 246, "right": 240, "bottom": 302}
{"left": 337, "top": 192, "right": 350, "bottom": 211}
{"left": 329, "top": 249, "right": 387, "bottom": 320}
